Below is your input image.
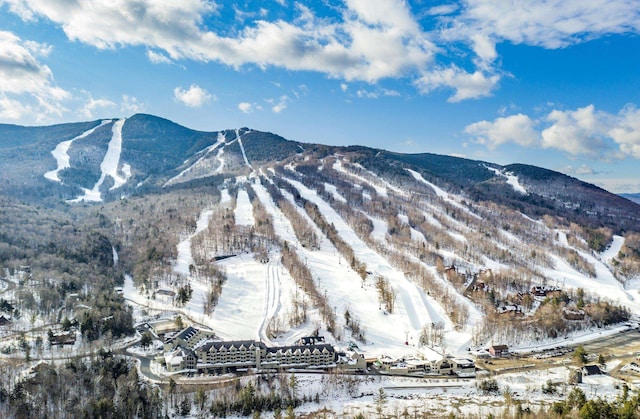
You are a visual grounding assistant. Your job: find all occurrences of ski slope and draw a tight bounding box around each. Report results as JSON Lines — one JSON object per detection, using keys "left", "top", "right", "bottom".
{"left": 235, "top": 188, "right": 255, "bottom": 227}
{"left": 69, "top": 118, "right": 130, "bottom": 202}
{"left": 281, "top": 176, "right": 455, "bottom": 350}
{"left": 236, "top": 129, "right": 252, "bottom": 169}
{"left": 44, "top": 119, "right": 112, "bottom": 182}
{"left": 486, "top": 166, "right": 527, "bottom": 194}
{"left": 174, "top": 208, "right": 215, "bottom": 277}
{"left": 163, "top": 132, "right": 224, "bottom": 187}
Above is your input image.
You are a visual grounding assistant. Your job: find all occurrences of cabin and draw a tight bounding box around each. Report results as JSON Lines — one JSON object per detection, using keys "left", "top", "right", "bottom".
{"left": 489, "top": 345, "right": 509, "bottom": 358}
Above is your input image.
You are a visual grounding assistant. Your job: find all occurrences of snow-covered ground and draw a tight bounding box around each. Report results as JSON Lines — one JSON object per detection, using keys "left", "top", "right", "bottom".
{"left": 236, "top": 129, "right": 252, "bottom": 169}
{"left": 333, "top": 159, "right": 389, "bottom": 197}
{"left": 486, "top": 166, "right": 528, "bottom": 195}
{"left": 324, "top": 182, "right": 347, "bottom": 203}
{"left": 174, "top": 208, "right": 215, "bottom": 277}
{"left": 601, "top": 235, "right": 625, "bottom": 263}
{"left": 69, "top": 118, "right": 130, "bottom": 202}
{"left": 550, "top": 232, "right": 640, "bottom": 312}
{"left": 234, "top": 188, "right": 255, "bottom": 227}
{"left": 282, "top": 177, "right": 463, "bottom": 354}
{"left": 406, "top": 168, "right": 481, "bottom": 219}
{"left": 44, "top": 119, "right": 112, "bottom": 182}
{"left": 163, "top": 133, "right": 224, "bottom": 187}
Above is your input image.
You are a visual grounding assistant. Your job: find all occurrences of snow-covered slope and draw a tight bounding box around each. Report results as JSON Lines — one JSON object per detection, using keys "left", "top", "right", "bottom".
{"left": 44, "top": 119, "right": 112, "bottom": 182}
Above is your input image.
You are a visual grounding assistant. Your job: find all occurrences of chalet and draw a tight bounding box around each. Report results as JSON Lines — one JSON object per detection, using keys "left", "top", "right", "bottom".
{"left": 496, "top": 305, "right": 523, "bottom": 316}
{"left": 582, "top": 365, "right": 602, "bottom": 376}
{"left": 531, "top": 285, "right": 561, "bottom": 298}
{"left": 373, "top": 356, "right": 474, "bottom": 376}
{"left": 336, "top": 351, "right": 366, "bottom": 371}
{"left": 489, "top": 345, "right": 509, "bottom": 357}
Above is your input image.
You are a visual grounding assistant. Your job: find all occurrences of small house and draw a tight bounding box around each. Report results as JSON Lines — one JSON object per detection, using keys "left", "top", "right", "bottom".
{"left": 489, "top": 344, "right": 509, "bottom": 357}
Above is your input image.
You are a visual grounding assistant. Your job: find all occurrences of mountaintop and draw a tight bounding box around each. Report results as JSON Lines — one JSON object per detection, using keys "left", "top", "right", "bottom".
{"left": 1, "top": 113, "right": 638, "bottom": 233}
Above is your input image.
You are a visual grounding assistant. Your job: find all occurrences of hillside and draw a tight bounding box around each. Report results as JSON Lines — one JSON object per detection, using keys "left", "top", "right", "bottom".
{"left": 0, "top": 113, "right": 639, "bottom": 357}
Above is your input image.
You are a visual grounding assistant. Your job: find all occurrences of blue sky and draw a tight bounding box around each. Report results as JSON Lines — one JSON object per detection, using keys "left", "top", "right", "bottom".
{"left": 1, "top": 0, "right": 640, "bottom": 193}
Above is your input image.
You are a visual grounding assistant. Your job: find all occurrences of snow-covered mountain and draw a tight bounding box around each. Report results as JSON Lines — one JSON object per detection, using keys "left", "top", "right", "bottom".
{"left": 1, "top": 113, "right": 639, "bottom": 354}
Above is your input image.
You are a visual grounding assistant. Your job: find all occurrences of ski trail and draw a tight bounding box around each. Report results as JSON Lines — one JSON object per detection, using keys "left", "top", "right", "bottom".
{"left": 44, "top": 120, "right": 112, "bottom": 182}
{"left": 486, "top": 166, "right": 528, "bottom": 195}
{"left": 164, "top": 132, "right": 224, "bottom": 187}
{"left": 214, "top": 147, "right": 225, "bottom": 174}
{"left": 69, "top": 118, "right": 130, "bottom": 202}
{"left": 257, "top": 261, "right": 280, "bottom": 345}
{"left": 282, "top": 177, "right": 451, "bottom": 334}
{"left": 236, "top": 129, "right": 252, "bottom": 169}
{"left": 406, "top": 168, "right": 481, "bottom": 219}
{"left": 174, "top": 208, "right": 215, "bottom": 277}
{"left": 601, "top": 235, "right": 625, "bottom": 263}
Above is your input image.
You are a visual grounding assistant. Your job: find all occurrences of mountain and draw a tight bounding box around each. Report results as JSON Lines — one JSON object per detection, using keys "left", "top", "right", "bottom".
{"left": 1, "top": 113, "right": 640, "bottom": 355}
{"left": 0, "top": 113, "right": 638, "bottom": 234}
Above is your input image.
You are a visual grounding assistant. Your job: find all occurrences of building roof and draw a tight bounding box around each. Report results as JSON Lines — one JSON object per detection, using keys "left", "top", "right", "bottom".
{"left": 490, "top": 345, "right": 509, "bottom": 351}
{"left": 197, "top": 339, "right": 267, "bottom": 352}
{"left": 583, "top": 365, "right": 602, "bottom": 375}
{"left": 266, "top": 343, "right": 335, "bottom": 355}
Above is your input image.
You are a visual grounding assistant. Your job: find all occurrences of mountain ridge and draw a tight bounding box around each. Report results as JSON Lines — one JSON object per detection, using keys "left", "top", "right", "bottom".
{"left": 0, "top": 113, "right": 638, "bottom": 234}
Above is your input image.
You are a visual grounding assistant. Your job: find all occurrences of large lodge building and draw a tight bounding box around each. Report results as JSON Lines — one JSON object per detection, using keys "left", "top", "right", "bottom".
{"left": 162, "top": 326, "right": 336, "bottom": 374}
{"left": 160, "top": 326, "right": 475, "bottom": 377}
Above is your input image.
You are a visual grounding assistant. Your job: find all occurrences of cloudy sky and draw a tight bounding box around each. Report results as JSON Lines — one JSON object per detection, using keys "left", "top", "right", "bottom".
{"left": 1, "top": 0, "right": 640, "bottom": 193}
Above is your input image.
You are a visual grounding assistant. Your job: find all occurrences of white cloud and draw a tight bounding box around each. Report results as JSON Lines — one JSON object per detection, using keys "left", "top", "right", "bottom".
{"left": 4, "top": 0, "right": 639, "bottom": 104}
{"left": 121, "top": 94, "right": 144, "bottom": 114}
{"left": 541, "top": 105, "right": 609, "bottom": 156}
{"left": 267, "top": 95, "right": 289, "bottom": 113}
{"left": 80, "top": 97, "right": 116, "bottom": 119}
{"left": 466, "top": 104, "right": 640, "bottom": 160}
{"left": 340, "top": 83, "right": 348, "bottom": 92}
{"left": 356, "top": 89, "right": 378, "bottom": 99}
{"left": 0, "top": 30, "right": 69, "bottom": 120}
{"left": 238, "top": 102, "right": 255, "bottom": 113}
{"left": 356, "top": 87, "right": 400, "bottom": 99}
{"left": 447, "top": 0, "right": 640, "bottom": 49}
{"left": 174, "top": 84, "right": 213, "bottom": 107}
{"left": 426, "top": 4, "right": 458, "bottom": 16}
{"left": 0, "top": 94, "right": 32, "bottom": 119}
{"left": 2, "top": 0, "right": 436, "bottom": 84}
{"left": 561, "top": 164, "right": 599, "bottom": 176}
{"left": 609, "top": 105, "right": 640, "bottom": 159}
{"left": 415, "top": 66, "right": 500, "bottom": 102}
{"left": 464, "top": 114, "right": 539, "bottom": 150}
{"left": 147, "top": 50, "right": 172, "bottom": 64}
